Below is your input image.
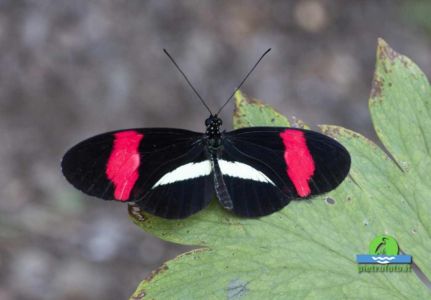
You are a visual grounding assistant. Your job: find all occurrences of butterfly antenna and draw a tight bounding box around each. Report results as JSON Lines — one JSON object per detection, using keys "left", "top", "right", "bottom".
{"left": 216, "top": 48, "right": 271, "bottom": 115}
{"left": 163, "top": 49, "right": 213, "bottom": 115}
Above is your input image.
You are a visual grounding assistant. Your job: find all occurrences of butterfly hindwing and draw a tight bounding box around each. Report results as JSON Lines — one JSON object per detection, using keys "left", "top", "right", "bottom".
{"left": 61, "top": 128, "right": 214, "bottom": 218}
{"left": 220, "top": 127, "right": 351, "bottom": 217}
{"left": 136, "top": 158, "right": 214, "bottom": 219}
{"left": 215, "top": 158, "right": 289, "bottom": 217}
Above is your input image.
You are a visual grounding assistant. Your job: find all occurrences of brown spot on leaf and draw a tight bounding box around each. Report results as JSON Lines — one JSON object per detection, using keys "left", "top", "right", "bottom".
{"left": 130, "top": 291, "right": 146, "bottom": 300}
{"left": 233, "top": 102, "right": 242, "bottom": 118}
{"left": 176, "top": 247, "right": 209, "bottom": 258}
{"left": 245, "top": 96, "right": 262, "bottom": 105}
{"left": 378, "top": 38, "right": 399, "bottom": 62}
{"left": 128, "top": 204, "right": 147, "bottom": 222}
{"left": 370, "top": 76, "right": 383, "bottom": 98}
{"left": 144, "top": 264, "right": 169, "bottom": 283}
{"left": 319, "top": 125, "right": 340, "bottom": 137}
{"left": 400, "top": 57, "right": 411, "bottom": 68}
{"left": 290, "top": 116, "right": 308, "bottom": 129}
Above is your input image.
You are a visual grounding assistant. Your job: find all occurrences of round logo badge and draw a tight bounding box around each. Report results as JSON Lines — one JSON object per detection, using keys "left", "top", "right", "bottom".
{"left": 369, "top": 235, "right": 399, "bottom": 255}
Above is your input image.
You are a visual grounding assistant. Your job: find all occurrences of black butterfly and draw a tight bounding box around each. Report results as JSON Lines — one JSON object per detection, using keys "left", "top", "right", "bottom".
{"left": 61, "top": 49, "right": 351, "bottom": 219}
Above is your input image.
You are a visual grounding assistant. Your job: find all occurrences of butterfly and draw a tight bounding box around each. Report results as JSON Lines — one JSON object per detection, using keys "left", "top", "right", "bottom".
{"left": 61, "top": 49, "right": 351, "bottom": 219}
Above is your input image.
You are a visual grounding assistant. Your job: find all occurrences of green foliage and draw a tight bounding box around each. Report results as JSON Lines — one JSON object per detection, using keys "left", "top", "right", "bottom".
{"left": 129, "top": 39, "right": 431, "bottom": 299}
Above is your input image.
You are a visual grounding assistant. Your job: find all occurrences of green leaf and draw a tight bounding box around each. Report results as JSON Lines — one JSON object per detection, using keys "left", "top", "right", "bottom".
{"left": 129, "top": 39, "right": 431, "bottom": 299}
{"left": 233, "top": 90, "right": 291, "bottom": 128}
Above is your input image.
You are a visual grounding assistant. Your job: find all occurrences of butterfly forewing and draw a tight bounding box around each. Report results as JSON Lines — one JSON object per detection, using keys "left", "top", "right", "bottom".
{"left": 61, "top": 128, "right": 214, "bottom": 218}
{"left": 220, "top": 127, "right": 351, "bottom": 217}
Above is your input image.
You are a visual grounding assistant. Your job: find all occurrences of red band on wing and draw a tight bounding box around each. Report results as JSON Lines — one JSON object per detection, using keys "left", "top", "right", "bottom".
{"left": 279, "top": 129, "right": 315, "bottom": 197}
{"left": 106, "top": 131, "right": 143, "bottom": 201}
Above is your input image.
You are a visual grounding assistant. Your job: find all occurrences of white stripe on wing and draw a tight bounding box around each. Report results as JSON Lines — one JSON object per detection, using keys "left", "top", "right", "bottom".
{"left": 219, "top": 160, "right": 275, "bottom": 185}
{"left": 152, "top": 161, "right": 212, "bottom": 188}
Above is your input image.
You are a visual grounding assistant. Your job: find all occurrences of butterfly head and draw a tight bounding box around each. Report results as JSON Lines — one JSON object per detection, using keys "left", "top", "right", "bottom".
{"left": 205, "top": 115, "right": 222, "bottom": 139}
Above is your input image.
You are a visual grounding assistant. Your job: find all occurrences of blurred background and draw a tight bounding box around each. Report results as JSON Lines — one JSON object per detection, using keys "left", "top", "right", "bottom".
{"left": 0, "top": 0, "right": 430, "bottom": 299}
